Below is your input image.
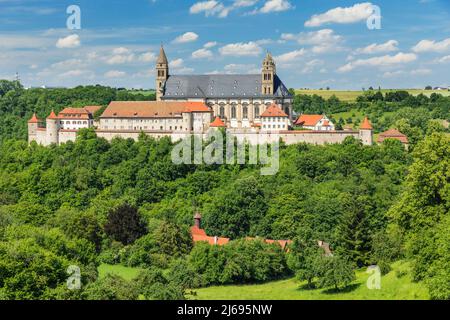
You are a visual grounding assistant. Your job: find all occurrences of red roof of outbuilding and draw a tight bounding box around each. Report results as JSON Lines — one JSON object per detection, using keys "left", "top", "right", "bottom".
{"left": 261, "top": 104, "right": 288, "bottom": 118}
{"left": 295, "top": 114, "right": 324, "bottom": 126}
{"left": 377, "top": 129, "right": 409, "bottom": 144}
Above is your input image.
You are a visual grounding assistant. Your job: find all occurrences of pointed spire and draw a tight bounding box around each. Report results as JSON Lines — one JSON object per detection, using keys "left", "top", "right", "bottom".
{"left": 28, "top": 113, "right": 39, "bottom": 123}
{"left": 360, "top": 117, "right": 373, "bottom": 130}
{"left": 47, "top": 110, "right": 58, "bottom": 120}
{"left": 157, "top": 44, "right": 168, "bottom": 65}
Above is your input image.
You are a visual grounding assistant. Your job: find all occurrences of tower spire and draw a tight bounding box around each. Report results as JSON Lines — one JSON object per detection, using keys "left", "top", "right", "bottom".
{"left": 156, "top": 44, "right": 169, "bottom": 101}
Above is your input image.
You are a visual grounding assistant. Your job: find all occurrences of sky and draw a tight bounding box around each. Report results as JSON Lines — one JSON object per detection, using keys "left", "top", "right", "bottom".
{"left": 0, "top": 0, "right": 449, "bottom": 90}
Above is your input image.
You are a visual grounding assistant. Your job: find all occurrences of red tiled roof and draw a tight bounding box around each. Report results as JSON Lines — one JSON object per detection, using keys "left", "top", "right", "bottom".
{"left": 377, "top": 129, "right": 409, "bottom": 144}
{"left": 322, "top": 120, "right": 330, "bottom": 126}
{"left": 191, "top": 226, "right": 230, "bottom": 245}
{"left": 246, "top": 237, "right": 293, "bottom": 250}
{"left": 295, "top": 114, "right": 324, "bottom": 126}
{"left": 360, "top": 117, "right": 373, "bottom": 130}
{"left": 101, "top": 101, "right": 211, "bottom": 118}
{"left": 84, "top": 106, "right": 102, "bottom": 114}
{"left": 210, "top": 117, "right": 226, "bottom": 128}
{"left": 58, "top": 107, "right": 91, "bottom": 120}
{"left": 47, "top": 110, "right": 58, "bottom": 120}
{"left": 261, "top": 104, "right": 288, "bottom": 118}
{"left": 28, "top": 113, "right": 40, "bottom": 124}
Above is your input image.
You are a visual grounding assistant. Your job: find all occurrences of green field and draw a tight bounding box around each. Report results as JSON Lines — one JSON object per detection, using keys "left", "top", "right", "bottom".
{"left": 98, "top": 264, "right": 143, "bottom": 281}
{"left": 296, "top": 89, "right": 450, "bottom": 102}
{"left": 193, "top": 261, "right": 429, "bottom": 300}
{"left": 98, "top": 261, "right": 429, "bottom": 300}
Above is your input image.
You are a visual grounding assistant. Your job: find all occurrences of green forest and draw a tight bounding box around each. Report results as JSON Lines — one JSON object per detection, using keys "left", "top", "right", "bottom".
{"left": 0, "top": 80, "right": 448, "bottom": 300}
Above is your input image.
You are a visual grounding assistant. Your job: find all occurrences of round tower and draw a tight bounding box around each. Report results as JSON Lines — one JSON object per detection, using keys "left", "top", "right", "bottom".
{"left": 359, "top": 117, "right": 373, "bottom": 146}
{"left": 156, "top": 45, "right": 169, "bottom": 101}
{"left": 46, "top": 110, "right": 59, "bottom": 145}
{"left": 262, "top": 51, "right": 276, "bottom": 96}
{"left": 28, "top": 113, "right": 40, "bottom": 143}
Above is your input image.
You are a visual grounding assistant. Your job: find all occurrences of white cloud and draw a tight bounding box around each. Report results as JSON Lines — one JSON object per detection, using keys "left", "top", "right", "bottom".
{"left": 410, "top": 68, "right": 432, "bottom": 75}
{"left": 139, "top": 52, "right": 157, "bottom": 62}
{"left": 300, "top": 59, "right": 323, "bottom": 74}
{"left": 58, "top": 69, "right": 92, "bottom": 78}
{"left": 56, "top": 34, "right": 80, "bottom": 49}
{"left": 338, "top": 52, "right": 417, "bottom": 72}
{"left": 355, "top": 40, "right": 399, "bottom": 55}
{"left": 173, "top": 32, "right": 199, "bottom": 44}
{"left": 170, "top": 58, "right": 184, "bottom": 68}
{"left": 224, "top": 63, "right": 260, "bottom": 74}
{"left": 274, "top": 49, "right": 306, "bottom": 63}
{"left": 258, "top": 0, "right": 293, "bottom": 14}
{"left": 412, "top": 38, "right": 450, "bottom": 53}
{"left": 112, "top": 47, "right": 131, "bottom": 55}
{"left": 435, "top": 55, "right": 450, "bottom": 63}
{"left": 192, "top": 48, "right": 214, "bottom": 59}
{"left": 190, "top": 1, "right": 227, "bottom": 17}
{"left": 305, "top": 2, "right": 375, "bottom": 27}
{"left": 219, "top": 41, "right": 262, "bottom": 56}
{"left": 106, "top": 53, "right": 135, "bottom": 65}
{"left": 105, "top": 70, "right": 126, "bottom": 78}
{"left": 204, "top": 41, "right": 218, "bottom": 48}
{"left": 281, "top": 29, "right": 344, "bottom": 53}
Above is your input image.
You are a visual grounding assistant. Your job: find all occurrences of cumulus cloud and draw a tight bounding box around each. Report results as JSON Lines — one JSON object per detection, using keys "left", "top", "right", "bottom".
{"left": 106, "top": 49, "right": 135, "bottom": 65}
{"left": 256, "top": 0, "right": 293, "bottom": 14}
{"left": 56, "top": 34, "right": 80, "bottom": 49}
{"left": 189, "top": 1, "right": 228, "bottom": 17}
{"left": 412, "top": 38, "right": 450, "bottom": 53}
{"left": 219, "top": 41, "right": 262, "bottom": 56}
{"left": 305, "top": 2, "right": 375, "bottom": 27}
{"left": 105, "top": 70, "right": 126, "bottom": 78}
{"left": 355, "top": 40, "right": 399, "bottom": 55}
{"left": 338, "top": 52, "right": 417, "bottom": 72}
{"left": 274, "top": 49, "right": 306, "bottom": 63}
{"left": 435, "top": 55, "right": 450, "bottom": 63}
{"left": 204, "top": 41, "right": 218, "bottom": 48}
{"left": 192, "top": 48, "right": 214, "bottom": 59}
{"left": 173, "top": 32, "right": 199, "bottom": 44}
{"left": 281, "top": 29, "right": 344, "bottom": 53}
{"left": 139, "top": 52, "right": 157, "bottom": 62}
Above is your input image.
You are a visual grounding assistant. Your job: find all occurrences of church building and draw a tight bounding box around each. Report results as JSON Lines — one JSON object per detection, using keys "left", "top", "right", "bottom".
{"left": 155, "top": 46, "right": 294, "bottom": 129}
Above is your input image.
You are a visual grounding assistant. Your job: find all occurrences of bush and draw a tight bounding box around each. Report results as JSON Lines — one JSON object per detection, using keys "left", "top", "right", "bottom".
{"left": 315, "top": 255, "right": 356, "bottom": 290}
{"left": 83, "top": 274, "right": 138, "bottom": 300}
{"left": 188, "top": 239, "right": 289, "bottom": 286}
{"left": 133, "top": 268, "right": 185, "bottom": 300}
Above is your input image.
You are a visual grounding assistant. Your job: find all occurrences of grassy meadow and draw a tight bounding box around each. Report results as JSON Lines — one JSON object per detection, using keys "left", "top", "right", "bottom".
{"left": 296, "top": 89, "right": 450, "bottom": 102}
{"left": 98, "top": 261, "right": 429, "bottom": 300}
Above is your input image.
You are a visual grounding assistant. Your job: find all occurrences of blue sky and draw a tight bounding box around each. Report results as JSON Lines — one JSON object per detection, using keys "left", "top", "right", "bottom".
{"left": 0, "top": 0, "right": 449, "bottom": 89}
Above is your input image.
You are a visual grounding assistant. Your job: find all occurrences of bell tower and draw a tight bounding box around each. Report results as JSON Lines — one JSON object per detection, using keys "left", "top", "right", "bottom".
{"left": 156, "top": 45, "right": 169, "bottom": 101}
{"left": 262, "top": 51, "right": 276, "bottom": 96}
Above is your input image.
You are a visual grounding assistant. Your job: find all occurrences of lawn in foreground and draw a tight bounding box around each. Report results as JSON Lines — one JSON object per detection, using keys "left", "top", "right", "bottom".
{"left": 192, "top": 261, "right": 429, "bottom": 300}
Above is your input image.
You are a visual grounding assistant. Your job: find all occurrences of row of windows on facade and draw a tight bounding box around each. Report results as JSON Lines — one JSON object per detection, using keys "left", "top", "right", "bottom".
{"left": 263, "top": 124, "right": 287, "bottom": 129}
{"left": 102, "top": 126, "right": 186, "bottom": 131}
{"left": 219, "top": 106, "right": 260, "bottom": 118}
{"left": 103, "top": 119, "right": 184, "bottom": 123}
{"left": 60, "top": 120, "right": 89, "bottom": 125}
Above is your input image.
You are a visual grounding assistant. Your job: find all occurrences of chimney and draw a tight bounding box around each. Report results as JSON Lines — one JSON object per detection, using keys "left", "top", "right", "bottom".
{"left": 194, "top": 212, "right": 202, "bottom": 229}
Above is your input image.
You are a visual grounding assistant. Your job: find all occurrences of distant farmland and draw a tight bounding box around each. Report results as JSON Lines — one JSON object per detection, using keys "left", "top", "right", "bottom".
{"left": 296, "top": 89, "right": 450, "bottom": 102}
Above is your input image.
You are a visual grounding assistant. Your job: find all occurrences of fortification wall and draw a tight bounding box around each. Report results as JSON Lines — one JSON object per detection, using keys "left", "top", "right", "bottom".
{"left": 59, "top": 131, "right": 78, "bottom": 144}
{"left": 230, "top": 130, "right": 361, "bottom": 145}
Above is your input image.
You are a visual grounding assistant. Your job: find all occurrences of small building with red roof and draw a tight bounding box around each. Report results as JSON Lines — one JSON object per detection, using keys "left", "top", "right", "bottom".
{"left": 377, "top": 129, "right": 409, "bottom": 149}
{"left": 260, "top": 103, "right": 291, "bottom": 132}
{"left": 294, "top": 114, "right": 335, "bottom": 131}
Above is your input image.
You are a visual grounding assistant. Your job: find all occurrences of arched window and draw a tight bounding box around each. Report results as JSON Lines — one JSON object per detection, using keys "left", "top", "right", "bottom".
{"left": 231, "top": 106, "right": 237, "bottom": 119}
{"left": 220, "top": 106, "right": 225, "bottom": 118}
{"left": 255, "top": 105, "right": 260, "bottom": 118}
{"left": 243, "top": 106, "right": 248, "bottom": 119}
